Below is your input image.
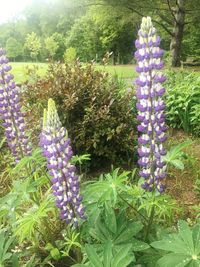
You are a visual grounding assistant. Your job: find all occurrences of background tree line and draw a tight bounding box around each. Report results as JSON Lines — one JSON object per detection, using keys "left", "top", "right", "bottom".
{"left": 0, "top": 0, "right": 200, "bottom": 66}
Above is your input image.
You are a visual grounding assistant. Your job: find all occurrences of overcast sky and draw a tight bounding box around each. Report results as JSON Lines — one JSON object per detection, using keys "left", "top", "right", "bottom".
{"left": 0, "top": 0, "right": 32, "bottom": 24}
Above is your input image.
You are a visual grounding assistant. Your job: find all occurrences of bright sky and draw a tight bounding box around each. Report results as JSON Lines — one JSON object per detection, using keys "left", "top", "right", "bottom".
{"left": 0, "top": 0, "right": 33, "bottom": 24}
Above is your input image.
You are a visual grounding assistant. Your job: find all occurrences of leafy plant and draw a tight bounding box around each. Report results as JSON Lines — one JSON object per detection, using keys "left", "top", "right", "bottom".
{"left": 151, "top": 220, "right": 200, "bottom": 267}
{"left": 14, "top": 192, "right": 55, "bottom": 243}
{"left": 22, "top": 61, "right": 136, "bottom": 167}
{"left": 83, "top": 168, "right": 130, "bottom": 208}
{"left": 0, "top": 228, "right": 15, "bottom": 267}
{"left": 163, "top": 140, "right": 193, "bottom": 170}
{"left": 124, "top": 182, "right": 180, "bottom": 226}
{"left": 72, "top": 242, "right": 134, "bottom": 267}
{"left": 87, "top": 203, "right": 149, "bottom": 252}
{"left": 164, "top": 70, "right": 200, "bottom": 135}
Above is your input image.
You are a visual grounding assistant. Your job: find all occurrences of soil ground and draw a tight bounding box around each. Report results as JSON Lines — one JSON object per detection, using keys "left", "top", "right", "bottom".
{"left": 166, "top": 130, "right": 200, "bottom": 218}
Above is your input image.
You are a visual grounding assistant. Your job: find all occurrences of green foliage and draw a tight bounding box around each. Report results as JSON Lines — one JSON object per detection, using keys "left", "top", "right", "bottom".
{"left": 14, "top": 193, "right": 55, "bottom": 243}
{"left": 0, "top": 228, "right": 15, "bottom": 267}
{"left": 77, "top": 242, "right": 134, "bottom": 267}
{"left": 22, "top": 61, "right": 136, "bottom": 167}
{"left": 163, "top": 140, "right": 193, "bottom": 170}
{"left": 151, "top": 220, "right": 200, "bottom": 267}
{"left": 84, "top": 168, "right": 130, "bottom": 207}
{"left": 165, "top": 70, "right": 200, "bottom": 135}
{"left": 44, "top": 229, "right": 81, "bottom": 262}
{"left": 125, "top": 182, "right": 180, "bottom": 225}
{"left": 63, "top": 47, "right": 77, "bottom": 63}
{"left": 6, "top": 37, "right": 23, "bottom": 60}
{"left": 66, "top": 16, "right": 102, "bottom": 62}
{"left": 44, "top": 36, "right": 59, "bottom": 59}
{"left": 24, "top": 32, "right": 41, "bottom": 60}
{"left": 87, "top": 204, "right": 149, "bottom": 252}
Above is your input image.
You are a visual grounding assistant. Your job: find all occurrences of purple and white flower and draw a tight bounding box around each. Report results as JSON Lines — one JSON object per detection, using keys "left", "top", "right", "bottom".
{"left": 40, "top": 99, "right": 85, "bottom": 226}
{"left": 135, "top": 17, "right": 167, "bottom": 193}
{"left": 0, "top": 48, "right": 32, "bottom": 162}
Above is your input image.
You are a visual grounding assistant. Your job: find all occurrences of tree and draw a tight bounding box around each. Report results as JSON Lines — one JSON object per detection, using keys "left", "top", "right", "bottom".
{"left": 52, "top": 32, "right": 66, "bottom": 60}
{"left": 90, "top": 6, "right": 135, "bottom": 64}
{"left": 63, "top": 47, "right": 77, "bottom": 63}
{"left": 6, "top": 37, "right": 23, "bottom": 61}
{"left": 84, "top": 0, "right": 200, "bottom": 66}
{"left": 24, "top": 32, "right": 41, "bottom": 61}
{"left": 44, "top": 36, "right": 59, "bottom": 59}
{"left": 66, "top": 16, "right": 102, "bottom": 61}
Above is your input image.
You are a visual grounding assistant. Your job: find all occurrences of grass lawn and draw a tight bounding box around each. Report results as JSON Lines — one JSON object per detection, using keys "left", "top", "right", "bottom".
{"left": 10, "top": 62, "right": 48, "bottom": 83}
{"left": 10, "top": 62, "right": 136, "bottom": 83}
{"left": 10, "top": 61, "right": 200, "bottom": 84}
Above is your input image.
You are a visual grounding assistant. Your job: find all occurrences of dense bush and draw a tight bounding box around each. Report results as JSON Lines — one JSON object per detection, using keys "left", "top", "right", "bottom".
{"left": 22, "top": 61, "right": 136, "bottom": 168}
{"left": 164, "top": 70, "right": 200, "bottom": 135}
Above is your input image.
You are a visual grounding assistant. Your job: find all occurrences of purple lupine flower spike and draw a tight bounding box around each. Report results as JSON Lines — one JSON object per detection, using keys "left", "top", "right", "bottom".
{"left": 135, "top": 17, "right": 167, "bottom": 193}
{"left": 40, "top": 99, "right": 85, "bottom": 226}
{"left": 0, "top": 48, "right": 32, "bottom": 162}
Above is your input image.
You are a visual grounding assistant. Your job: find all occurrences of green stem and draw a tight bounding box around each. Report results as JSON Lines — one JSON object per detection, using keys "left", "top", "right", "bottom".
{"left": 118, "top": 193, "right": 148, "bottom": 223}
{"left": 144, "top": 193, "right": 156, "bottom": 241}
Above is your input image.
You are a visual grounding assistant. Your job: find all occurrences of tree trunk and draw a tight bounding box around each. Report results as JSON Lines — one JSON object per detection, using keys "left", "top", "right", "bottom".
{"left": 170, "top": 0, "right": 185, "bottom": 67}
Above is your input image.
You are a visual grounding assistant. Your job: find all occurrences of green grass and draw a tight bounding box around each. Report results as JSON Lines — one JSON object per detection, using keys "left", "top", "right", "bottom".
{"left": 11, "top": 62, "right": 200, "bottom": 84}
{"left": 10, "top": 62, "right": 136, "bottom": 83}
{"left": 10, "top": 62, "right": 48, "bottom": 83}
{"left": 95, "top": 64, "right": 136, "bottom": 78}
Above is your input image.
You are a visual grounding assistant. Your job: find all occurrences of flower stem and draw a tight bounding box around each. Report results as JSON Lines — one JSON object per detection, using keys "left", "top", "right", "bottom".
{"left": 144, "top": 193, "right": 156, "bottom": 241}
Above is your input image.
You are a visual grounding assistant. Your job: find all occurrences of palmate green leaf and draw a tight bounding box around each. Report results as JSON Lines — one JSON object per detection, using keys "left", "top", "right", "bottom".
{"left": 89, "top": 216, "right": 112, "bottom": 243}
{"left": 157, "top": 253, "right": 191, "bottom": 267}
{"left": 178, "top": 220, "right": 194, "bottom": 253}
{"left": 71, "top": 154, "right": 91, "bottom": 165}
{"left": 151, "top": 221, "right": 200, "bottom": 267}
{"left": 83, "top": 168, "right": 130, "bottom": 206}
{"left": 111, "top": 244, "right": 133, "bottom": 267}
{"left": 151, "top": 235, "right": 190, "bottom": 254}
{"left": 114, "top": 221, "right": 143, "bottom": 245}
{"left": 163, "top": 140, "right": 192, "bottom": 169}
{"left": 85, "top": 245, "right": 103, "bottom": 267}
{"left": 12, "top": 148, "right": 46, "bottom": 174}
{"left": 14, "top": 194, "right": 54, "bottom": 242}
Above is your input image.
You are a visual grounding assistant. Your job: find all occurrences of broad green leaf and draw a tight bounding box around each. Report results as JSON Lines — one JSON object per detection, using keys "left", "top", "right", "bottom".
{"left": 111, "top": 244, "right": 132, "bottom": 267}
{"left": 151, "top": 236, "right": 189, "bottom": 254}
{"left": 85, "top": 245, "right": 103, "bottom": 267}
{"left": 157, "top": 253, "right": 191, "bottom": 267}
{"left": 178, "top": 221, "right": 194, "bottom": 254}
{"left": 132, "top": 238, "right": 149, "bottom": 251}
{"left": 114, "top": 222, "right": 143, "bottom": 245}
{"left": 105, "top": 203, "right": 117, "bottom": 234}
{"left": 103, "top": 242, "right": 112, "bottom": 267}
{"left": 192, "top": 224, "right": 200, "bottom": 254}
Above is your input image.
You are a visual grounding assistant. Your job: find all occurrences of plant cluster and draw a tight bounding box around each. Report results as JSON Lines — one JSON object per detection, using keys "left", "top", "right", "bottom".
{"left": 22, "top": 60, "right": 136, "bottom": 168}
{"left": 164, "top": 70, "right": 200, "bottom": 135}
{"left": 0, "top": 16, "right": 199, "bottom": 267}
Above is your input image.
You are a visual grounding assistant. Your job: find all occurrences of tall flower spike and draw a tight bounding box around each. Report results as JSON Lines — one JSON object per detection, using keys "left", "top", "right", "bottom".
{"left": 40, "top": 99, "right": 85, "bottom": 227}
{"left": 135, "top": 17, "right": 167, "bottom": 193}
{"left": 0, "top": 48, "right": 32, "bottom": 162}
